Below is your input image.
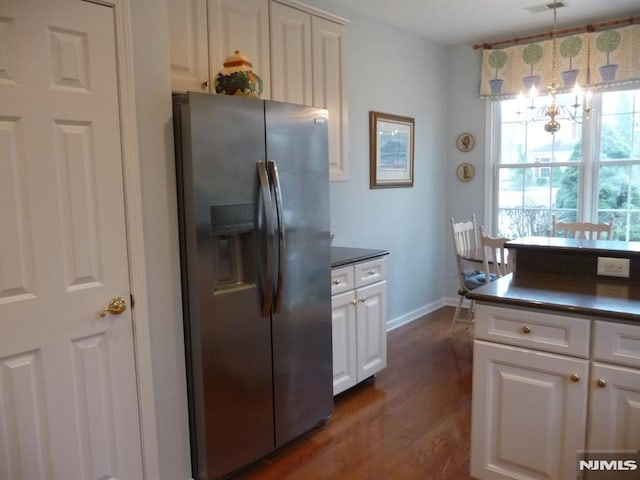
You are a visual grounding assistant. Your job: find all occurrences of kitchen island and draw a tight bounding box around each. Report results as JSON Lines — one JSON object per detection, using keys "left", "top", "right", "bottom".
{"left": 466, "top": 237, "right": 640, "bottom": 480}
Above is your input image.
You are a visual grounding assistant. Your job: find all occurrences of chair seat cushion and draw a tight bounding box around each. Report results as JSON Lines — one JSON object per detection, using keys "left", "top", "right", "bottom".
{"left": 463, "top": 271, "right": 496, "bottom": 290}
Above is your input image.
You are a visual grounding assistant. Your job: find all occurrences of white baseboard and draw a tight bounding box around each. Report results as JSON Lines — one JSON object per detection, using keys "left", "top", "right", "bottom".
{"left": 386, "top": 296, "right": 473, "bottom": 332}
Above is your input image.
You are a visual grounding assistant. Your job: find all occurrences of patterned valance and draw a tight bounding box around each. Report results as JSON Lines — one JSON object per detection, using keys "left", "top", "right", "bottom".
{"left": 480, "top": 24, "right": 640, "bottom": 97}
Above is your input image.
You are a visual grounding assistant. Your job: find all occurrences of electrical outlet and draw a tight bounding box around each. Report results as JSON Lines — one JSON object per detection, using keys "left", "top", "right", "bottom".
{"left": 597, "top": 257, "right": 630, "bottom": 278}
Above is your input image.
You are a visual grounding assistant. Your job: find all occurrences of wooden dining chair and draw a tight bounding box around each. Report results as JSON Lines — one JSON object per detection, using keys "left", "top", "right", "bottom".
{"left": 549, "top": 214, "right": 615, "bottom": 240}
{"left": 449, "top": 215, "right": 485, "bottom": 337}
{"left": 479, "top": 226, "right": 511, "bottom": 281}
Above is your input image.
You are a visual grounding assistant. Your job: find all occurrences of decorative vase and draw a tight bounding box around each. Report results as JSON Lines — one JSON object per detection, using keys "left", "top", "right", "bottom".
{"left": 214, "top": 50, "right": 263, "bottom": 98}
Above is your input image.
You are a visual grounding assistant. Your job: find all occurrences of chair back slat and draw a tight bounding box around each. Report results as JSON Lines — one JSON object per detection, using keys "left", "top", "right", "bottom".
{"left": 479, "top": 226, "right": 511, "bottom": 281}
{"left": 550, "top": 215, "right": 614, "bottom": 240}
{"left": 450, "top": 214, "right": 478, "bottom": 291}
{"left": 448, "top": 214, "right": 480, "bottom": 337}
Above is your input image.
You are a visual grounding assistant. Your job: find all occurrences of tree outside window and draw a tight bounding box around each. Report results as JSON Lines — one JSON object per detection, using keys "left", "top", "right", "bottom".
{"left": 493, "top": 88, "right": 640, "bottom": 241}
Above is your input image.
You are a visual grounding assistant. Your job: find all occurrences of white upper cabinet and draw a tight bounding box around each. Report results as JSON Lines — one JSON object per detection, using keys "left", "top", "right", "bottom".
{"left": 209, "top": 0, "right": 271, "bottom": 99}
{"left": 312, "top": 16, "right": 348, "bottom": 181}
{"left": 269, "top": 2, "right": 313, "bottom": 106}
{"left": 169, "top": 0, "right": 349, "bottom": 181}
{"left": 169, "top": 0, "right": 209, "bottom": 92}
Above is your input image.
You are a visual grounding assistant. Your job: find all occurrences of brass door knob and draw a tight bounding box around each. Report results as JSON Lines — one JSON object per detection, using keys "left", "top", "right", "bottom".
{"left": 333, "top": 279, "right": 341, "bottom": 285}
{"left": 201, "top": 79, "right": 209, "bottom": 89}
{"left": 99, "top": 297, "right": 127, "bottom": 317}
{"left": 522, "top": 325, "right": 532, "bottom": 334}
{"left": 596, "top": 378, "right": 607, "bottom": 388}
{"left": 570, "top": 373, "right": 580, "bottom": 383}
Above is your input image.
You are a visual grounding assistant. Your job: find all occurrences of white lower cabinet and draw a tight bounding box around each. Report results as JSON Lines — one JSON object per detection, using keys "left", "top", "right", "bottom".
{"left": 587, "top": 320, "right": 640, "bottom": 451}
{"left": 331, "top": 257, "right": 387, "bottom": 395}
{"left": 471, "top": 304, "right": 640, "bottom": 480}
{"left": 587, "top": 362, "right": 640, "bottom": 450}
{"left": 471, "top": 340, "right": 588, "bottom": 480}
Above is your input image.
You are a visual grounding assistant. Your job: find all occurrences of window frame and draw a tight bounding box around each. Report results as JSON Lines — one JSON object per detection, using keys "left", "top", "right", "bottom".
{"left": 485, "top": 86, "right": 640, "bottom": 240}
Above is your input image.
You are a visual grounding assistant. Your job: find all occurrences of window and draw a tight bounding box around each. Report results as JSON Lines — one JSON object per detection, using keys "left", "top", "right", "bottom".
{"left": 491, "top": 87, "right": 640, "bottom": 241}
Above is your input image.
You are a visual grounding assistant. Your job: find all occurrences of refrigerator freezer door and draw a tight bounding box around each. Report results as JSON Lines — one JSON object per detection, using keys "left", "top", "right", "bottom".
{"left": 265, "top": 101, "right": 334, "bottom": 447}
{"left": 175, "top": 93, "right": 275, "bottom": 479}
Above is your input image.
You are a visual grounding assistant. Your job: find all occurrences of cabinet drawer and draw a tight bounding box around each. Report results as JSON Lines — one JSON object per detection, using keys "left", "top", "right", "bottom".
{"left": 475, "top": 304, "right": 591, "bottom": 358}
{"left": 593, "top": 320, "right": 640, "bottom": 369}
{"left": 331, "top": 266, "right": 354, "bottom": 295}
{"left": 354, "top": 257, "right": 386, "bottom": 288}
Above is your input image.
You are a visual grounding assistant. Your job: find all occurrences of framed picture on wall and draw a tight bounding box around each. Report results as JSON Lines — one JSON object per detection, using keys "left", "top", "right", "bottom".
{"left": 370, "top": 111, "right": 415, "bottom": 188}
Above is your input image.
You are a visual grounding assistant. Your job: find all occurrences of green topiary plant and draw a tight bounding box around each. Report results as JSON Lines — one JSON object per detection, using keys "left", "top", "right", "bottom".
{"left": 522, "top": 43, "right": 544, "bottom": 76}
{"left": 488, "top": 50, "right": 508, "bottom": 79}
{"left": 596, "top": 30, "right": 621, "bottom": 65}
{"left": 560, "top": 36, "right": 582, "bottom": 70}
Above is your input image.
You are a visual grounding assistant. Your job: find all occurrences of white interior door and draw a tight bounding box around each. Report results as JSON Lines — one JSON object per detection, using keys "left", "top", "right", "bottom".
{"left": 0, "top": 0, "right": 143, "bottom": 478}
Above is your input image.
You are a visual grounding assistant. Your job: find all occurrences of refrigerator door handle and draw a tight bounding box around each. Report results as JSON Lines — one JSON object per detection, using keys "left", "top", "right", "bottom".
{"left": 267, "top": 160, "right": 285, "bottom": 313}
{"left": 257, "top": 161, "right": 274, "bottom": 318}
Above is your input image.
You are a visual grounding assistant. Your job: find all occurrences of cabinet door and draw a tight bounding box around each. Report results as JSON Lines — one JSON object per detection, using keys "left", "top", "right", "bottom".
{"left": 270, "top": 1, "right": 313, "bottom": 105}
{"left": 356, "top": 281, "right": 387, "bottom": 382}
{"left": 332, "top": 291, "right": 357, "bottom": 395}
{"left": 471, "top": 340, "right": 588, "bottom": 480}
{"left": 208, "top": 0, "right": 271, "bottom": 99}
{"left": 312, "top": 16, "right": 347, "bottom": 181}
{"left": 587, "top": 362, "right": 640, "bottom": 450}
{"left": 169, "top": 0, "right": 210, "bottom": 92}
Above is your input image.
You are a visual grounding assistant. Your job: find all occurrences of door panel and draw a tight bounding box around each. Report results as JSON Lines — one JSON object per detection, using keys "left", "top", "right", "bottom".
{"left": 0, "top": 1, "right": 142, "bottom": 478}
{"left": 269, "top": 2, "right": 312, "bottom": 105}
{"left": 332, "top": 290, "right": 357, "bottom": 395}
{"left": 471, "top": 340, "right": 588, "bottom": 480}
{"left": 356, "top": 281, "right": 387, "bottom": 380}
{"left": 265, "top": 100, "right": 333, "bottom": 446}
{"left": 588, "top": 362, "right": 640, "bottom": 450}
{"left": 169, "top": 0, "right": 209, "bottom": 92}
{"left": 176, "top": 93, "right": 274, "bottom": 478}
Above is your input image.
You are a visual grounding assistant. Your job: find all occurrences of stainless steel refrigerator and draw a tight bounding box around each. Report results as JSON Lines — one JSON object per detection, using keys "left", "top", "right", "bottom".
{"left": 173, "top": 92, "right": 333, "bottom": 479}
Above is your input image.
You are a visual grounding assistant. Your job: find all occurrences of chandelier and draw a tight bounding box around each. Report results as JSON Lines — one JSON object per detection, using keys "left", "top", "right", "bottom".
{"left": 516, "top": 2, "right": 592, "bottom": 134}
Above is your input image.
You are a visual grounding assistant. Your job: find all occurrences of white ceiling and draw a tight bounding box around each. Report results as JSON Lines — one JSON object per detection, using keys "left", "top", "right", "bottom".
{"left": 332, "top": 0, "right": 640, "bottom": 46}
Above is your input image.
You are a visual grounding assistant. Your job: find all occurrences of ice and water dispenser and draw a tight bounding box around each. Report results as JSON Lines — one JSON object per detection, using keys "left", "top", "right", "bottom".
{"left": 210, "top": 204, "right": 256, "bottom": 293}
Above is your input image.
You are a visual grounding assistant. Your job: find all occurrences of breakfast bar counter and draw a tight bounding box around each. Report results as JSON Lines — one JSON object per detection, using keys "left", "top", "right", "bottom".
{"left": 467, "top": 271, "right": 640, "bottom": 322}
{"left": 467, "top": 236, "right": 640, "bottom": 322}
{"left": 465, "top": 237, "right": 640, "bottom": 480}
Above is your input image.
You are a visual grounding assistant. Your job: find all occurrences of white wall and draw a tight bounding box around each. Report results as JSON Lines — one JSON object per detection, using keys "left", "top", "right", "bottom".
{"left": 129, "top": 0, "right": 191, "bottom": 478}
{"left": 444, "top": 44, "right": 488, "bottom": 297}
{"left": 301, "top": 0, "right": 451, "bottom": 324}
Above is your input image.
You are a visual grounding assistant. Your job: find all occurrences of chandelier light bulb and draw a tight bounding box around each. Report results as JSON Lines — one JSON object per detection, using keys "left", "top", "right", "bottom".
{"left": 515, "top": 2, "right": 595, "bottom": 134}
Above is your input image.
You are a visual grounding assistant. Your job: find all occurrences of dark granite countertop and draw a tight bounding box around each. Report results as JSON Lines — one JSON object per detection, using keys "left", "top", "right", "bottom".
{"left": 467, "top": 271, "right": 640, "bottom": 323}
{"left": 508, "top": 236, "right": 640, "bottom": 256}
{"left": 331, "top": 247, "right": 389, "bottom": 268}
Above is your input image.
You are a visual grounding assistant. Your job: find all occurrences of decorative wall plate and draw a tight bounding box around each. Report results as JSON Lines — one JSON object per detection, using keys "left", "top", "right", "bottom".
{"left": 456, "top": 132, "right": 475, "bottom": 152}
{"left": 457, "top": 163, "right": 475, "bottom": 182}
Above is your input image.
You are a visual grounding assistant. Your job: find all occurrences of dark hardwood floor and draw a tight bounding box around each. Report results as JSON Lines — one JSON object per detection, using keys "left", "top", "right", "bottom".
{"left": 233, "top": 306, "right": 474, "bottom": 480}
